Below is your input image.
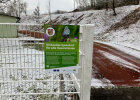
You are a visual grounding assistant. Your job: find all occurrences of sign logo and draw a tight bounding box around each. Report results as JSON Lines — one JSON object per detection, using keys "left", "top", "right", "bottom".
{"left": 46, "top": 27, "right": 55, "bottom": 37}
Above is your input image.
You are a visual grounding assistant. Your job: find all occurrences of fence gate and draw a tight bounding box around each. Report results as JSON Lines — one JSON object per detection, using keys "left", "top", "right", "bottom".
{"left": 0, "top": 23, "right": 94, "bottom": 100}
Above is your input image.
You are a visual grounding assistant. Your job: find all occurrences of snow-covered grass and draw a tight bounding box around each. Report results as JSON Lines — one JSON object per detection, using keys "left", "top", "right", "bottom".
{"left": 0, "top": 38, "right": 53, "bottom": 99}
{"left": 0, "top": 37, "right": 76, "bottom": 100}
{"left": 21, "top": 5, "right": 140, "bottom": 36}
{"left": 105, "top": 19, "right": 140, "bottom": 50}
{"left": 21, "top": 5, "right": 140, "bottom": 51}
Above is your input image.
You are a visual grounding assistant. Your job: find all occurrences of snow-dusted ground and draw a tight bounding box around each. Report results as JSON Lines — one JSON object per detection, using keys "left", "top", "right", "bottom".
{"left": 0, "top": 37, "right": 75, "bottom": 100}
{"left": 96, "top": 41, "right": 140, "bottom": 74}
{"left": 105, "top": 19, "right": 140, "bottom": 51}
{"left": 91, "top": 78, "right": 114, "bottom": 88}
{"left": 99, "top": 50, "right": 140, "bottom": 73}
{"left": 21, "top": 5, "right": 140, "bottom": 50}
{"left": 21, "top": 5, "right": 140, "bottom": 36}
{"left": 91, "top": 41, "right": 140, "bottom": 87}
{"left": 96, "top": 41, "right": 140, "bottom": 59}
{"left": 91, "top": 70, "right": 114, "bottom": 88}
{"left": 0, "top": 38, "right": 53, "bottom": 99}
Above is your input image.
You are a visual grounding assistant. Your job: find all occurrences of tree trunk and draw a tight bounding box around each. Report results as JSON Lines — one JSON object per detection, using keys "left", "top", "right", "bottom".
{"left": 134, "top": 0, "right": 139, "bottom": 5}
{"left": 90, "top": 0, "right": 94, "bottom": 8}
{"left": 105, "top": 0, "right": 109, "bottom": 11}
{"left": 112, "top": 0, "right": 117, "bottom": 16}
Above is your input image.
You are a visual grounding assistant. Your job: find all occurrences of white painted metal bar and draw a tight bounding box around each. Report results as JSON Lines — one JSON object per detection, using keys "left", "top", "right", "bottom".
{"left": 0, "top": 80, "right": 81, "bottom": 83}
{"left": 79, "top": 24, "right": 94, "bottom": 100}
{"left": 70, "top": 73, "right": 80, "bottom": 92}
{"left": 0, "top": 23, "right": 43, "bottom": 26}
{"left": 0, "top": 53, "right": 43, "bottom": 55}
{"left": 0, "top": 92, "right": 80, "bottom": 96}
{"left": 0, "top": 51, "right": 84, "bottom": 55}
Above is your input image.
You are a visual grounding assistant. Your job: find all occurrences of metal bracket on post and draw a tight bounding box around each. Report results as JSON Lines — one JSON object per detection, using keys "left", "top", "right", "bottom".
{"left": 80, "top": 24, "right": 94, "bottom": 100}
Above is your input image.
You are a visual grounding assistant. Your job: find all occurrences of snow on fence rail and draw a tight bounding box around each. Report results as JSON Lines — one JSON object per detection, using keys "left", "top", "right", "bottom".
{"left": 0, "top": 23, "right": 94, "bottom": 100}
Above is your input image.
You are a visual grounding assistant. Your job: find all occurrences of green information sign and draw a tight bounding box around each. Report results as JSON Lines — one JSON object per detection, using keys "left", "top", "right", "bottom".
{"left": 44, "top": 24, "right": 79, "bottom": 73}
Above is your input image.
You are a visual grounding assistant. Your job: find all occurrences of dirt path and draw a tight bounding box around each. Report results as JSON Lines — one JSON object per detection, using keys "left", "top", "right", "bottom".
{"left": 93, "top": 42, "right": 140, "bottom": 86}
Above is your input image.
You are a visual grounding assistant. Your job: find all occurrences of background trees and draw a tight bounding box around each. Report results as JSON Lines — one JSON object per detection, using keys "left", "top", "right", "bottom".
{"left": 74, "top": 0, "right": 139, "bottom": 15}
{"left": 33, "top": 6, "right": 40, "bottom": 23}
{"left": 0, "top": 0, "right": 10, "bottom": 13}
{"left": 0, "top": 0, "right": 10, "bottom": 3}
{"left": 7, "top": 0, "right": 27, "bottom": 17}
{"left": 112, "top": 0, "right": 117, "bottom": 15}
{"left": 0, "top": 0, "right": 27, "bottom": 17}
{"left": 75, "top": 0, "right": 139, "bottom": 11}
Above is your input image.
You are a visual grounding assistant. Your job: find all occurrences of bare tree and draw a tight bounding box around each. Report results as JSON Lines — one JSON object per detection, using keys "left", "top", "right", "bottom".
{"left": 18, "top": 0, "right": 27, "bottom": 17}
{"left": 112, "top": 0, "right": 117, "bottom": 15}
{"left": 0, "top": 0, "right": 10, "bottom": 3}
{"left": 75, "top": 0, "right": 90, "bottom": 8}
{"left": 47, "top": 0, "right": 52, "bottom": 24}
{"left": 134, "top": 0, "right": 139, "bottom": 5}
{"left": 0, "top": 0, "right": 10, "bottom": 13}
{"left": 23, "top": 2, "right": 27, "bottom": 16}
{"left": 105, "top": 0, "right": 109, "bottom": 11}
{"left": 90, "top": 0, "right": 94, "bottom": 8}
{"left": 7, "top": 0, "right": 27, "bottom": 17}
{"left": 33, "top": 6, "right": 40, "bottom": 23}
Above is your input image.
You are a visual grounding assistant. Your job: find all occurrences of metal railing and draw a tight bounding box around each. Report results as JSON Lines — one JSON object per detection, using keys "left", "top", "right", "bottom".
{"left": 0, "top": 23, "right": 94, "bottom": 100}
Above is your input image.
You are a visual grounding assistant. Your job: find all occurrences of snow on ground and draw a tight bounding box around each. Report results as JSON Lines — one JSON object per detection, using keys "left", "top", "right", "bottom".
{"left": 105, "top": 20, "right": 140, "bottom": 50}
{"left": 0, "top": 38, "right": 53, "bottom": 99}
{"left": 91, "top": 65, "right": 114, "bottom": 87}
{"left": 92, "top": 41, "right": 140, "bottom": 86}
{"left": 21, "top": 5, "right": 140, "bottom": 51}
{"left": 21, "top": 5, "right": 140, "bottom": 36}
{"left": 99, "top": 50, "right": 140, "bottom": 73}
{"left": 91, "top": 78, "right": 114, "bottom": 88}
{"left": 20, "top": 4, "right": 140, "bottom": 51}
{"left": 0, "top": 37, "right": 75, "bottom": 100}
{"left": 95, "top": 41, "right": 140, "bottom": 59}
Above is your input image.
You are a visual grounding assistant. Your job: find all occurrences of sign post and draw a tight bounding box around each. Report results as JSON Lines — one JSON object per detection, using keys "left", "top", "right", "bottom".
{"left": 80, "top": 25, "right": 94, "bottom": 100}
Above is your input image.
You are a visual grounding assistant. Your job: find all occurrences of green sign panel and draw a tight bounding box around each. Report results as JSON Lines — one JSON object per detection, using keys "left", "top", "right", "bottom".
{"left": 44, "top": 25, "right": 79, "bottom": 73}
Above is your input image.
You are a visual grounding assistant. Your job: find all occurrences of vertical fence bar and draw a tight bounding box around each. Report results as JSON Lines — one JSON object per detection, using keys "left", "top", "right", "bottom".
{"left": 80, "top": 24, "right": 94, "bottom": 100}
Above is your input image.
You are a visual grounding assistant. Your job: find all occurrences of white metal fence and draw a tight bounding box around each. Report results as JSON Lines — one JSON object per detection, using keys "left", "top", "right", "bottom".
{"left": 0, "top": 23, "right": 94, "bottom": 100}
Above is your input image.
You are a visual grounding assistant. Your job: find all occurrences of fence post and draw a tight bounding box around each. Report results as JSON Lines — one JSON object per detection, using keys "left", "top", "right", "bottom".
{"left": 80, "top": 24, "right": 94, "bottom": 100}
